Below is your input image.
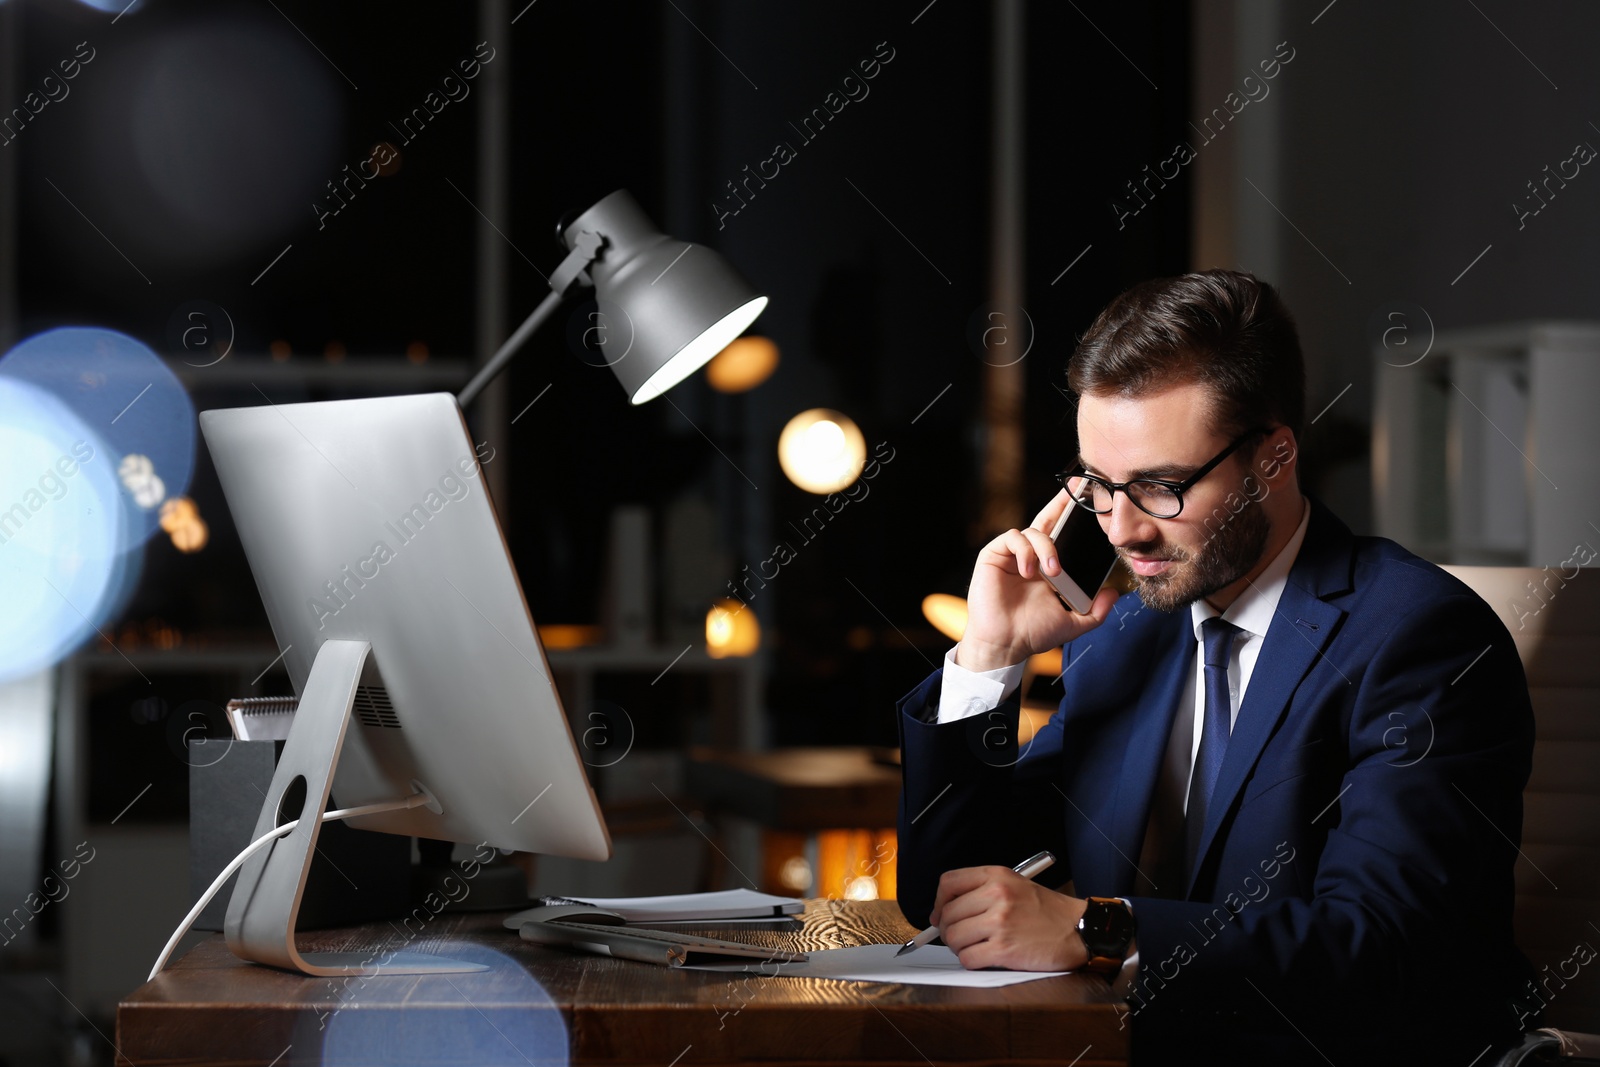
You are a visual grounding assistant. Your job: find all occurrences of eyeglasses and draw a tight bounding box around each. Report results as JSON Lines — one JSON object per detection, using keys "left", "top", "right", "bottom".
{"left": 1054, "top": 428, "right": 1268, "bottom": 520}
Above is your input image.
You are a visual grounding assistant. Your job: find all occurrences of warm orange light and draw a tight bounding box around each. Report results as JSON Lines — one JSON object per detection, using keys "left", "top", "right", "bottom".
{"left": 170, "top": 518, "right": 209, "bottom": 553}
{"left": 816, "top": 829, "right": 897, "bottom": 901}
{"left": 1028, "top": 648, "right": 1062, "bottom": 677}
{"left": 1018, "top": 704, "right": 1054, "bottom": 745}
{"left": 921, "top": 593, "right": 968, "bottom": 642}
{"left": 705, "top": 335, "right": 779, "bottom": 393}
{"left": 537, "top": 624, "right": 605, "bottom": 650}
{"left": 706, "top": 598, "right": 760, "bottom": 658}
{"left": 159, "top": 496, "right": 208, "bottom": 553}
{"left": 778, "top": 408, "right": 867, "bottom": 494}
{"left": 159, "top": 497, "right": 198, "bottom": 534}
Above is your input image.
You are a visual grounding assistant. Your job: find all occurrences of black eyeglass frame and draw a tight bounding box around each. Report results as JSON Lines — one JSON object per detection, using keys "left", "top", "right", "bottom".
{"left": 1054, "top": 427, "right": 1271, "bottom": 520}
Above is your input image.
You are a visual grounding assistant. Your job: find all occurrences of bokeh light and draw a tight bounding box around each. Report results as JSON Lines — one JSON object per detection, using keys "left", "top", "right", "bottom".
{"left": 706, "top": 598, "right": 760, "bottom": 658}
{"left": 0, "top": 327, "right": 188, "bottom": 682}
{"left": 118, "top": 453, "right": 167, "bottom": 509}
{"left": 126, "top": 17, "right": 343, "bottom": 264}
{"left": 70, "top": 0, "right": 145, "bottom": 12}
{"left": 39, "top": 15, "right": 343, "bottom": 274}
{"left": 777, "top": 408, "right": 867, "bottom": 494}
{"left": 920, "top": 593, "right": 968, "bottom": 642}
{"left": 160, "top": 497, "right": 209, "bottom": 553}
{"left": 316, "top": 943, "right": 569, "bottom": 1067}
{"left": 779, "top": 855, "right": 813, "bottom": 891}
{"left": 0, "top": 327, "right": 196, "bottom": 553}
{"left": 843, "top": 875, "right": 880, "bottom": 901}
{"left": 704, "top": 335, "right": 779, "bottom": 393}
{"left": 0, "top": 378, "right": 130, "bottom": 684}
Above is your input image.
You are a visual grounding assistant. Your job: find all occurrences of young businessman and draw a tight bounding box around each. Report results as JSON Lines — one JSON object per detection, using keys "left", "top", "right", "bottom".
{"left": 896, "top": 270, "right": 1535, "bottom": 1064}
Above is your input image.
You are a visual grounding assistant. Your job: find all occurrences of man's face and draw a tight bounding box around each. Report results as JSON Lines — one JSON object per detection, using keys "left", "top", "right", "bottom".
{"left": 1075, "top": 383, "right": 1270, "bottom": 613}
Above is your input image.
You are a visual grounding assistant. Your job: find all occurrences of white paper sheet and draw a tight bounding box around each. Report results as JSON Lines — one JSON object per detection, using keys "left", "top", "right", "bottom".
{"left": 688, "top": 943, "right": 1074, "bottom": 987}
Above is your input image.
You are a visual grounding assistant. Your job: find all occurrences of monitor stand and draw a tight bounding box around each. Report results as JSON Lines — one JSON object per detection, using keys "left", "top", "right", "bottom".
{"left": 223, "top": 639, "right": 487, "bottom": 976}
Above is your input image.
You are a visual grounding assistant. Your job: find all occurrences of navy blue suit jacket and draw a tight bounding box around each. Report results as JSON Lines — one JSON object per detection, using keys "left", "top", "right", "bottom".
{"left": 897, "top": 501, "right": 1534, "bottom": 1062}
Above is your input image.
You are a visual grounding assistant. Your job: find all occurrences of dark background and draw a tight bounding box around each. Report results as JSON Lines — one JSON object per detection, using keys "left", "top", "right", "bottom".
{"left": 11, "top": 0, "right": 1190, "bottom": 752}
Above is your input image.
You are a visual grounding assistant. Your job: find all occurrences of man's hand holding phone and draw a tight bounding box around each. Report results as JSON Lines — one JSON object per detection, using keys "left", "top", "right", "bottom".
{"left": 955, "top": 488, "right": 1120, "bottom": 673}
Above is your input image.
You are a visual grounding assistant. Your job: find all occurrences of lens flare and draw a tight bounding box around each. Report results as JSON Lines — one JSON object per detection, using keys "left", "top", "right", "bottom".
{"left": 0, "top": 327, "right": 196, "bottom": 553}
{"left": 0, "top": 378, "right": 129, "bottom": 683}
{"left": 319, "top": 943, "right": 570, "bottom": 1066}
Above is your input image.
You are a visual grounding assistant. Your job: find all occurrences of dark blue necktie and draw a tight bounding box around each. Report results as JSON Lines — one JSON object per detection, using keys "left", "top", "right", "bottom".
{"left": 1186, "top": 617, "right": 1241, "bottom": 879}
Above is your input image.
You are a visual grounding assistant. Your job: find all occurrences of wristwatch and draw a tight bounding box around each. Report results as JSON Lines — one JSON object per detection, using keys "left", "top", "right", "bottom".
{"left": 1077, "top": 896, "right": 1136, "bottom": 976}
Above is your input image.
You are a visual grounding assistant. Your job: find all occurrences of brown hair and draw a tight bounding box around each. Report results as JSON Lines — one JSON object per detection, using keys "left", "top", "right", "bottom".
{"left": 1067, "top": 269, "right": 1305, "bottom": 439}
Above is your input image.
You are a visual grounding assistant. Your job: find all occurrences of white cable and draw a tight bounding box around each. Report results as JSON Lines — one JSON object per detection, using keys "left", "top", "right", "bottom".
{"left": 149, "top": 793, "right": 430, "bottom": 980}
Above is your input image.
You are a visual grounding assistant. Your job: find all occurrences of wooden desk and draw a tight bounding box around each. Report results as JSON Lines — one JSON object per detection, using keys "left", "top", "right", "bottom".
{"left": 119, "top": 899, "right": 1128, "bottom": 1066}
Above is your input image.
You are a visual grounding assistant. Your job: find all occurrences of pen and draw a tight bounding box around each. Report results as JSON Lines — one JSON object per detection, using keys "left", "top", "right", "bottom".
{"left": 894, "top": 850, "right": 1057, "bottom": 957}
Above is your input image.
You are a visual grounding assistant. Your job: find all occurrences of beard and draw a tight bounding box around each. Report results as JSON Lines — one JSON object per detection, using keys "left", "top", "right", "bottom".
{"left": 1125, "top": 500, "right": 1272, "bottom": 613}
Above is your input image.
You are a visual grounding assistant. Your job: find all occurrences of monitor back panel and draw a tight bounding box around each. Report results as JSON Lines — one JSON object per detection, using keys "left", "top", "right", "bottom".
{"left": 200, "top": 393, "right": 610, "bottom": 861}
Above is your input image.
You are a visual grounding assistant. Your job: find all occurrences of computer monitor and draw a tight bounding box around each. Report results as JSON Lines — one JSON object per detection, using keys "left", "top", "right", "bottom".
{"left": 199, "top": 392, "right": 611, "bottom": 976}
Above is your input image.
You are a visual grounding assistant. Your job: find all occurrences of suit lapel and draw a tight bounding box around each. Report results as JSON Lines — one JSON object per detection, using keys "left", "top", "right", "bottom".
{"left": 1185, "top": 500, "right": 1354, "bottom": 896}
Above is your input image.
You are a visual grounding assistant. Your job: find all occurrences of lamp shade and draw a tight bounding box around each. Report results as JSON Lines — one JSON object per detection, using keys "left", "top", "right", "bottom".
{"left": 562, "top": 190, "right": 768, "bottom": 405}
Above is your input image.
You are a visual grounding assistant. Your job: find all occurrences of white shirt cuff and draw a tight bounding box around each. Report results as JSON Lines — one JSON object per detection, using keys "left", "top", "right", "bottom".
{"left": 935, "top": 646, "right": 1026, "bottom": 723}
{"left": 1114, "top": 950, "right": 1140, "bottom": 995}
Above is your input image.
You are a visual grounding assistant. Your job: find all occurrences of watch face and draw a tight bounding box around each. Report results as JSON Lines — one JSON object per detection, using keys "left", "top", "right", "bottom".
{"left": 1081, "top": 897, "right": 1135, "bottom": 961}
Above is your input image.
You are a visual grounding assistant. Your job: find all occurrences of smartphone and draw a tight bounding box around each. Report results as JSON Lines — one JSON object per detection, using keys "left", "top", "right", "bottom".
{"left": 1044, "top": 495, "right": 1120, "bottom": 613}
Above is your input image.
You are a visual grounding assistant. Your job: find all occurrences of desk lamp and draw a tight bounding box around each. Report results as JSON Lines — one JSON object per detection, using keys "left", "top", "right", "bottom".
{"left": 458, "top": 189, "right": 768, "bottom": 408}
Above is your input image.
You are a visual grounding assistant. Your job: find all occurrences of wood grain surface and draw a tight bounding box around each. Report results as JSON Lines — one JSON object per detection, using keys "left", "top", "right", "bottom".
{"left": 118, "top": 899, "right": 1128, "bottom": 1066}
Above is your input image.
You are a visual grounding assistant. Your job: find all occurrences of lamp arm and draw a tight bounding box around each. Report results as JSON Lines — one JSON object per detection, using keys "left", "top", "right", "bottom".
{"left": 457, "top": 229, "right": 608, "bottom": 409}
{"left": 457, "top": 289, "right": 565, "bottom": 408}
